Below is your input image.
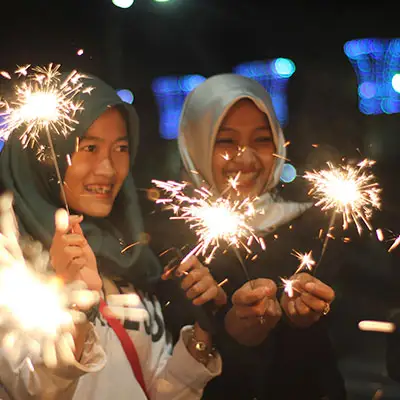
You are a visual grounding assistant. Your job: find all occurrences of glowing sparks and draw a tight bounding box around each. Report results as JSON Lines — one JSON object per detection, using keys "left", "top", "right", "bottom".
{"left": 0, "top": 63, "right": 87, "bottom": 150}
{"left": 388, "top": 235, "right": 400, "bottom": 253}
{"left": 0, "top": 193, "right": 99, "bottom": 365}
{"left": 152, "top": 179, "right": 264, "bottom": 264}
{"left": 292, "top": 249, "right": 316, "bottom": 274}
{"left": 304, "top": 159, "right": 381, "bottom": 234}
{"left": 280, "top": 277, "right": 295, "bottom": 298}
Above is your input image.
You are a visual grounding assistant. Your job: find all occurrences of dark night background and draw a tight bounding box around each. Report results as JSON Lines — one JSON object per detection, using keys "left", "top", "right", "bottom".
{"left": 1, "top": 1, "right": 400, "bottom": 398}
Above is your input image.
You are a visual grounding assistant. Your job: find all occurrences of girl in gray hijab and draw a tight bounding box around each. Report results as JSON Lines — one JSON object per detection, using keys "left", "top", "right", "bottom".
{"left": 176, "top": 73, "right": 346, "bottom": 399}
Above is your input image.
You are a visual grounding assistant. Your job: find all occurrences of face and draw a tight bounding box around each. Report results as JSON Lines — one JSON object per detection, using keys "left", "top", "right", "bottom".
{"left": 212, "top": 99, "right": 276, "bottom": 198}
{"left": 63, "top": 107, "right": 130, "bottom": 217}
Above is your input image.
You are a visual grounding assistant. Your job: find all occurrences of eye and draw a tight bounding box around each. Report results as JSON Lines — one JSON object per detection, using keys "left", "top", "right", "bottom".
{"left": 215, "top": 137, "right": 235, "bottom": 145}
{"left": 254, "top": 136, "right": 273, "bottom": 143}
{"left": 80, "top": 144, "right": 97, "bottom": 152}
{"left": 115, "top": 144, "right": 129, "bottom": 153}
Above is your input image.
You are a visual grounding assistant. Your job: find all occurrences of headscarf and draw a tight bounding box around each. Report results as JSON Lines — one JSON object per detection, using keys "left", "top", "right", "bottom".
{"left": 0, "top": 73, "right": 161, "bottom": 286}
{"left": 178, "top": 73, "right": 311, "bottom": 235}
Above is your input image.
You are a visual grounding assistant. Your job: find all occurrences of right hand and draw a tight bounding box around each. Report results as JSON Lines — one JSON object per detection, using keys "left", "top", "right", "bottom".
{"left": 50, "top": 209, "right": 102, "bottom": 292}
{"left": 231, "top": 278, "right": 281, "bottom": 326}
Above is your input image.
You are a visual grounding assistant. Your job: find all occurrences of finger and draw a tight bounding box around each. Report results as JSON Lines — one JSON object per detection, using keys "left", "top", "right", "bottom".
{"left": 294, "top": 297, "right": 313, "bottom": 316}
{"left": 62, "top": 234, "right": 87, "bottom": 248}
{"left": 303, "top": 281, "right": 335, "bottom": 303}
{"left": 176, "top": 255, "right": 201, "bottom": 275}
{"left": 192, "top": 286, "right": 218, "bottom": 306}
{"left": 42, "top": 339, "right": 58, "bottom": 369}
{"left": 67, "top": 257, "right": 87, "bottom": 277}
{"left": 287, "top": 300, "right": 296, "bottom": 316}
{"left": 232, "top": 286, "right": 269, "bottom": 306}
{"left": 234, "top": 299, "right": 268, "bottom": 318}
{"left": 180, "top": 267, "right": 207, "bottom": 291}
{"left": 185, "top": 275, "right": 213, "bottom": 300}
{"left": 301, "top": 292, "right": 327, "bottom": 314}
{"left": 71, "top": 220, "right": 84, "bottom": 235}
{"left": 252, "top": 279, "right": 277, "bottom": 297}
{"left": 64, "top": 246, "right": 84, "bottom": 261}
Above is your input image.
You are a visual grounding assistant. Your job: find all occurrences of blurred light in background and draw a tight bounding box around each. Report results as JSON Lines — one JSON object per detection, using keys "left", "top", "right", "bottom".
{"left": 344, "top": 38, "right": 400, "bottom": 115}
{"left": 117, "top": 89, "right": 134, "bottom": 104}
{"left": 152, "top": 75, "right": 206, "bottom": 139}
{"left": 154, "top": 0, "right": 171, "bottom": 2}
{"left": 234, "top": 58, "right": 296, "bottom": 126}
{"left": 280, "top": 163, "right": 297, "bottom": 183}
{"left": 0, "top": 115, "right": 5, "bottom": 152}
{"left": 112, "top": 0, "right": 134, "bottom": 8}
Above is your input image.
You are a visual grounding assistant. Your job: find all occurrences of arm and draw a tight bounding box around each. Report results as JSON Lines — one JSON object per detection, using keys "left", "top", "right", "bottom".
{"left": 224, "top": 279, "right": 282, "bottom": 346}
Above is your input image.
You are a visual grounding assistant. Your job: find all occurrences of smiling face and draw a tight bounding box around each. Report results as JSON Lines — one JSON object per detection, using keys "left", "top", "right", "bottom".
{"left": 212, "top": 99, "right": 276, "bottom": 198}
{"left": 63, "top": 107, "right": 130, "bottom": 217}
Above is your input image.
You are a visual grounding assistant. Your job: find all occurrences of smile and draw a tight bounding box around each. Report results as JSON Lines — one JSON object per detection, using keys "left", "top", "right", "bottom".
{"left": 84, "top": 184, "right": 114, "bottom": 196}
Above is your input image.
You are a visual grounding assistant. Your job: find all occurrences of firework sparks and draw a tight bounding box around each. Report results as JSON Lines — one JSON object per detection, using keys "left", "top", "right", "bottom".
{"left": 304, "top": 159, "right": 381, "bottom": 234}
{"left": 0, "top": 63, "right": 88, "bottom": 147}
{"left": 152, "top": 179, "right": 264, "bottom": 264}
{"left": 292, "top": 249, "right": 316, "bottom": 274}
{"left": 0, "top": 192, "right": 99, "bottom": 367}
{"left": 280, "top": 277, "right": 295, "bottom": 298}
{"left": 388, "top": 234, "right": 400, "bottom": 253}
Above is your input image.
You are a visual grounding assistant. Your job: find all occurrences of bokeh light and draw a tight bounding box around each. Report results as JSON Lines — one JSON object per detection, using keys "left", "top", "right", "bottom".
{"left": 112, "top": 0, "right": 134, "bottom": 8}
{"left": 117, "top": 89, "right": 134, "bottom": 104}
{"left": 280, "top": 163, "right": 297, "bottom": 183}
{"left": 344, "top": 38, "right": 400, "bottom": 115}
{"left": 234, "top": 58, "right": 296, "bottom": 126}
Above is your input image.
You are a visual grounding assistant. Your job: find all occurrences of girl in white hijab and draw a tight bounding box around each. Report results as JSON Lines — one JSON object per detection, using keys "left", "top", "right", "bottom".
{"left": 177, "top": 74, "right": 346, "bottom": 399}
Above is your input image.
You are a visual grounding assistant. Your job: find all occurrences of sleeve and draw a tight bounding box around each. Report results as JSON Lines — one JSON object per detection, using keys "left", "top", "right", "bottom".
{"left": 148, "top": 325, "right": 222, "bottom": 400}
{"left": 0, "top": 322, "right": 106, "bottom": 400}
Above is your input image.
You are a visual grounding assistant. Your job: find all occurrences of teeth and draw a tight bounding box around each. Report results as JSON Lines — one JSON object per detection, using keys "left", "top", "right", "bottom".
{"left": 85, "top": 185, "right": 112, "bottom": 194}
{"left": 226, "top": 172, "right": 258, "bottom": 181}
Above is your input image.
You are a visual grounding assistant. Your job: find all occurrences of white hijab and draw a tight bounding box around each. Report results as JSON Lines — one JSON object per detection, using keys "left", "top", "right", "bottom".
{"left": 178, "top": 73, "right": 311, "bottom": 235}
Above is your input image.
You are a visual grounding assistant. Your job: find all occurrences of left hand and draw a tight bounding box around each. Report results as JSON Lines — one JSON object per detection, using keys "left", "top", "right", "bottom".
{"left": 280, "top": 273, "right": 335, "bottom": 328}
{"left": 173, "top": 255, "right": 227, "bottom": 307}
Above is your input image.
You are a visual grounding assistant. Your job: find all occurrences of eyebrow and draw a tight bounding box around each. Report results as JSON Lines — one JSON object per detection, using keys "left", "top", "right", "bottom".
{"left": 81, "top": 135, "right": 129, "bottom": 142}
{"left": 218, "top": 126, "right": 271, "bottom": 133}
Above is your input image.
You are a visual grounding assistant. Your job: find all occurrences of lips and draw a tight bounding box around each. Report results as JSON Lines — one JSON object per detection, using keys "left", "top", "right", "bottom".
{"left": 225, "top": 170, "right": 260, "bottom": 186}
{"left": 84, "top": 184, "right": 114, "bottom": 196}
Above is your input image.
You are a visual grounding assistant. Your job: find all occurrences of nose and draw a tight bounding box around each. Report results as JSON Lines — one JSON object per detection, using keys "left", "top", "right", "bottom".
{"left": 94, "top": 156, "right": 116, "bottom": 178}
{"left": 235, "top": 146, "right": 257, "bottom": 167}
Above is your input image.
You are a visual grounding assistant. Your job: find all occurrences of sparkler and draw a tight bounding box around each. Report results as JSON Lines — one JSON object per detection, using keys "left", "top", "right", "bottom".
{"left": 151, "top": 178, "right": 265, "bottom": 283}
{"left": 304, "top": 158, "right": 381, "bottom": 270}
{"left": 0, "top": 64, "right": 91, "bottom": 213}
{"left": 0, "top": 192, "right": 99, "bottom": 368}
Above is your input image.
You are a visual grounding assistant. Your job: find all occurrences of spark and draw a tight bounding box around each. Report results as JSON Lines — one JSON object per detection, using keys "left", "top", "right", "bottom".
{"left": 152, "top": 179, "right": 264, "bottom": 264}
{"left": 280, "top": 277, "right": 295, "bottom": 298}
{"left": 304, "top": 159, "right": 381, "bottom": 234}
{"left": 376, "top": 228, "right": 384, "bottom": 242}
{"left": 292, "top": 249, "right": 316, "bottom": 274}
{"left": 388, "top": 235, "right": 400, "bottom": 253}
{"left": 272, "top": 153, "right": 290, "bottom": 162}
{"left": 0, "top": 192, "right": 99, "bottom": 365}
{"left": 0, "top": 63, "right": 86, "bottom": 150}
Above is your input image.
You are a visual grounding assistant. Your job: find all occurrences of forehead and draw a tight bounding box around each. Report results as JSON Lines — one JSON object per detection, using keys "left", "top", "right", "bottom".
{"left": 85, "top": 107, "right": 127, "bottom": 139}
{"left": 220, "top": 99, "right": 269, "bottom": 128}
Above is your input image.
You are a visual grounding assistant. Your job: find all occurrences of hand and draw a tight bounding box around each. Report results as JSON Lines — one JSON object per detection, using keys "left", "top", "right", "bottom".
{"left": 280, "top": 273, "right": 335, "bottom": 328}
{"left": 174, "top": 256, "right": 227, "bottom": 307}
{"left": 50, "top": 209, "right": 102, "bottom": 292}
{"left": 231, "top": 278, "right": 281, "bottom": 325}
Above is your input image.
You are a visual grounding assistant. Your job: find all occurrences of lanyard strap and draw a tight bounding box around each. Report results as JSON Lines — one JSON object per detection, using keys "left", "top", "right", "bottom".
{"left": 99, "top": 298, "right": 149, "bottom": 399}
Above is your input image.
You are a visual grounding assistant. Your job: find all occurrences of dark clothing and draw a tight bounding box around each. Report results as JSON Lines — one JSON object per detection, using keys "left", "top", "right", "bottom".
{"left": 144, "top": 197, "right": 399, "bottom": 399}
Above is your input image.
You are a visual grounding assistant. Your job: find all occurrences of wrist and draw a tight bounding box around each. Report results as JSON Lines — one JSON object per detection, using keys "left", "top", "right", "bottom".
{"left": 188, "top": 324, "right": 215, "bottom": 365}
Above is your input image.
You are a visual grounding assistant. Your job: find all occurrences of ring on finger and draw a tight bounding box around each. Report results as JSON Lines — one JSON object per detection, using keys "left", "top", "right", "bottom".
{"left": 322, "top": 302, "right": 330, "bottom": 316}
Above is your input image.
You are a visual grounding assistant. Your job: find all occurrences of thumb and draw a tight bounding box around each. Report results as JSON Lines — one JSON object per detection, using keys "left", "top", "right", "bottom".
{"left": 55, "top": 209, "right": 70, "bottom": 234}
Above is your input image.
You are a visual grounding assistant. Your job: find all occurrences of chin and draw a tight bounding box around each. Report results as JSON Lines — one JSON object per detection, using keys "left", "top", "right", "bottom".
{"left": 79, "top": 203, "right": 113, "bottom": 218}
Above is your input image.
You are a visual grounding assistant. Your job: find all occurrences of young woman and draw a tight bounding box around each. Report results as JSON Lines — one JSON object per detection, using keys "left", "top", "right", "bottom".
{"left": 0, "top": 74, "right": 225, "bottom": 399}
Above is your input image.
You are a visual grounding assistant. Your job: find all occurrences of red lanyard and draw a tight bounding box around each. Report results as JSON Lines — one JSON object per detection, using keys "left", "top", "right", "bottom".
{"left": 99, "top": 298, "right": 150, "bottom": 399}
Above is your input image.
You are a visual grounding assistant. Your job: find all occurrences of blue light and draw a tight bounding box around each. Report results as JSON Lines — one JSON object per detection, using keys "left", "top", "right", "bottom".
{"left": 280, "top": 163, "right": 297, "bottom": 183}
{"left": 358, "top": 82, "right": 376, "bottom": 99}
{"left": 116, "top": 89, "right": 134, "bottom": 104}
{"left": 179, "top": 75, "right": 206, "bottom": 93}
{"left": 234, "top": 58, "right": 295, "bottom": 126}
{"left": 152, "top": 75, "right": 206, "bottom": 140}
{"left": 392, "top": 74, "right": 400, "bottom": 93}
{"left": 273, "top": 58, "right": 296, "bottom": 78}
{"left": 344, "top": 38, "right": 400, "bottom": 115}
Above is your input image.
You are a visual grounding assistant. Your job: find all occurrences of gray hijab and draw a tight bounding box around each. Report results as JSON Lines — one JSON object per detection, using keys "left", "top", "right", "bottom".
{"left": 178, "top": 73, "right": 311, "bottom": 235}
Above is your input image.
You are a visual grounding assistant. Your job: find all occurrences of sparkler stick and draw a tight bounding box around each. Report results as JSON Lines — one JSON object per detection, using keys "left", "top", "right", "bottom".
{"left": 0, "top": 64, "right": 90, "bottom": 213}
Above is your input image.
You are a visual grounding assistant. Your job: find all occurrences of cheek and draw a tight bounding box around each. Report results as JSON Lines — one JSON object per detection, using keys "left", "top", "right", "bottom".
{"left": 212, "top": 153, "right": 225, "bottom": 180}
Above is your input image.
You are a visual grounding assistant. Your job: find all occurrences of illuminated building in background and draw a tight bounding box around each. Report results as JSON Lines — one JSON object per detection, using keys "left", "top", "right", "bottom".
{"left": 234, "top": 58, "right": 296, "bottom": 126}
{"left": 344, "top": 38, "right": 400, "bottom": 115}
{"left": 152, "top": 75, "right": 206, "bottom": 139}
